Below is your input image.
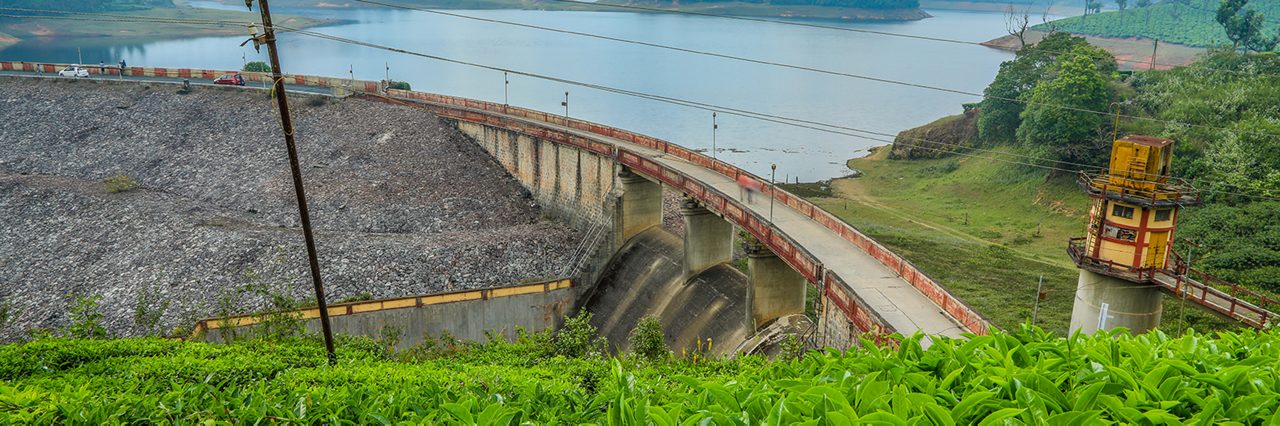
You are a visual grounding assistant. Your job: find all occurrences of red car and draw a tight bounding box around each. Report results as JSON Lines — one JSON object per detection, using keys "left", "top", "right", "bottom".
{"left": 213, "top": 74, "right": 245, "bottom": 86}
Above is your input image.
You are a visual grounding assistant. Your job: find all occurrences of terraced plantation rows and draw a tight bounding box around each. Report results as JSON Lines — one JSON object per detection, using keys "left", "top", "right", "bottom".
{"left": 2, "top": 324, "right": 1277, "bottom": 423}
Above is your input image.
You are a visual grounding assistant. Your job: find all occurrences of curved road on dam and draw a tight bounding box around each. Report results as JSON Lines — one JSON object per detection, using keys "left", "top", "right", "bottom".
{"left": 460, "top": 102, "right": 969, "bottom": 341}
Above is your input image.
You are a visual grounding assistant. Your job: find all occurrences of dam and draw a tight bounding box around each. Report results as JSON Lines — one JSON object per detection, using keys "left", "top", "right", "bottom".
{"left": 0, "top": 64, "right": 994, "bottom": 352}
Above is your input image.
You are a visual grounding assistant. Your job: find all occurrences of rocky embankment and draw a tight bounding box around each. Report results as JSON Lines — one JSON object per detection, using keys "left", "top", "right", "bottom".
{"left": 889, "top": 109, "right": 978, "bottom": 159}
{"left": 0, "top": 78, "right": 583, "bottom": 340}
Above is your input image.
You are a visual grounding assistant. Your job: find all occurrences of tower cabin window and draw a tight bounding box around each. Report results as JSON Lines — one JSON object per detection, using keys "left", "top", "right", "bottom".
{"left": 1112, "top": 204, "right": 1135, "bottom": 219}
{"left": 1155, "top": 209, "right": 1172, "bottom": 222}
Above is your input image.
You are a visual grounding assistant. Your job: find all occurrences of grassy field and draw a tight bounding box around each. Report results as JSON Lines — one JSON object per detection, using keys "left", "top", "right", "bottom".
{"left": 782, "top": 146, "right": 1233, "bottom": 335}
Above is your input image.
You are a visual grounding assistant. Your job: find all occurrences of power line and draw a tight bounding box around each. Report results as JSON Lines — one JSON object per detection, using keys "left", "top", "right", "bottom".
{"left": 340, "top": 0, "right": 1280, "bottom": 142}
{"left": 271, "top": 24, "right": 1280, "bottom": 202}
{"left": 536, "top": 0, "right": 1265, "bottom": 76}
{"left": 11, "top": 5, "right": 1280, "bottom": 143}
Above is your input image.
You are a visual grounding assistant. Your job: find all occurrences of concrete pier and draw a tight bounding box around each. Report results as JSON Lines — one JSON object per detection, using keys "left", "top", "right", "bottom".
{"left": 746, "top": 241, "right": 806, "bottom": 329}
{"left": 680, "top": 197, "right": 734, "bottom": 280}
{"left": 1070, "top": 269, "right": 1163, "bottom": 333}
{"left": 614, "top": 167, "right": 662, "bottom": 246}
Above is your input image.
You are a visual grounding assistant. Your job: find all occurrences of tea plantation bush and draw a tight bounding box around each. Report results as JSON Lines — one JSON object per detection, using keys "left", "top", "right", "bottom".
{"left": 1, "top": 325, "right": 1278, "bottom": 423}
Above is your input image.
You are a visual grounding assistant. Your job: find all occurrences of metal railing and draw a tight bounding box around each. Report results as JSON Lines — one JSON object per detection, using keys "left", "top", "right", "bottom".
{"left": 1077, "top": 171, "right": 1201, "bottom": 206}
{"left": 1068, "top": 237, "right": 1277, "bottom": 329}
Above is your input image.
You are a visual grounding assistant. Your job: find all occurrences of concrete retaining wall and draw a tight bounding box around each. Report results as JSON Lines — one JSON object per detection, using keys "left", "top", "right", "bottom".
{"left": 197, "top": 280, "right": 574, "bottom": 350}
{"left": 454, "top": 122, "right": 616, "bottom": 231}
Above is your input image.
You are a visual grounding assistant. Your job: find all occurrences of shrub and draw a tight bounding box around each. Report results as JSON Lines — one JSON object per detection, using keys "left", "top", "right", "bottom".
{"left": 242, "top": 269, "right": 307, "bottom": 342}
{"left": 66, "top": 295, "right": 107, "bottom": 339}
{"left": 627, "top": 316, "right": 668, "bottom": 361}
{"left": 378, "top": 324, "right": 403, "bottom": 355}
{"left": 387, "top": 80, "right": 411, "bottom": 90}
{"left": 103, "top": 175, "right": 137, "bottom": 193}
{"left": 132, "top": 282, "right": 170, "bottom": 337}
{"left": 778, "top": 334, "right": 805, "bottom": 361}
{"left": 553, "top": 311, "right": 606, "bottom": 358}
{"left": 0, "top": 299, "right": 13, "bottom": 332}
{"left": 242, "top": 61, "right": 271, "bottom": 73}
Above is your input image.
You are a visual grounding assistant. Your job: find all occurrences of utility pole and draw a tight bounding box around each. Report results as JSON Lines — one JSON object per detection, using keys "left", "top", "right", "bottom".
{"left": 77, "top": 47, "right": 83, "bottom": 65}
{"left": 1179, "top": 238, "right": 1201, "bottom": 335}
{"left": 384, "top": 61, "right": 390, "bottom": 88}
{"left": 562, "top": 91, "right": 569, "bottom": 118}
{"left": 349, "top": 64, "right": 354, "bottom": 80}
{"left": 1150, "top": 39, "right": 1159, "bottom": 71}
{"left": 503, "top": 72, "right": 509, "bottom": 107}
{"left": 769, "top": 163, "right": 777, "bottom": 222}
{"left": 246, "top": 0, "right": 337, "bottom": 364}
{"left": 1032, "top": 275, "right": 1044, "bottom": 325}
{"left": 711, "top": 112, "right": 718, "bottom": 168}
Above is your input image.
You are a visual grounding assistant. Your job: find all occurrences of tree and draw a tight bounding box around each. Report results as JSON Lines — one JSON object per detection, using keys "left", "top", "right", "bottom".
{"left": 1217, "top": 0, "right": 1278, "bottom": 52}
{"left": 1135, "top": 0, "right": 1151, "bottom": 7}
{"left": 242, "top": 61, "right": 271, "bottom": 73}
{"left": 1115, "top": 0, "right": 1127, "bottom": 11}
{"left": 977, "top": 33, "right": 1115, "bottom": 145}
{"left": 1087, "top": 0, "right": 1103, "bottom": 14}
{"left": 1005, "top": 5, "right": 1032, "bottom": 49}
{"left": 1016, "top": 49, "right": 1114, "bottom": 165}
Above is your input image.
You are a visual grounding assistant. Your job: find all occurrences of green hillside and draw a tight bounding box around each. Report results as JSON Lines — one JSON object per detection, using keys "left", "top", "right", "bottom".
{"left": 1037, "top": 0, "right": 1280, "bottom": 47}
{"left": 3, "top": 325, "right": 1279, "bottom": 423}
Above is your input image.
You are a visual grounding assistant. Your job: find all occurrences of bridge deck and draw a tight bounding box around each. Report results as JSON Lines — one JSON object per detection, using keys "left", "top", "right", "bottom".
{"left": 504, "top": 111, "right": 968, "bottom": 339}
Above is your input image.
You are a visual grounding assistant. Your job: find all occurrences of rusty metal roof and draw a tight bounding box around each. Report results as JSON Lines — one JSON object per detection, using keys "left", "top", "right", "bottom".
{"left": 1119, "top": 135, "right": 1174, "bottom": 147}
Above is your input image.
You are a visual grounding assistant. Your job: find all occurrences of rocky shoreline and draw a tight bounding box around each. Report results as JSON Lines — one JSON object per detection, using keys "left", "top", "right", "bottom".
{"left": 0, "top": 78, "right": 583, "bottom": 340}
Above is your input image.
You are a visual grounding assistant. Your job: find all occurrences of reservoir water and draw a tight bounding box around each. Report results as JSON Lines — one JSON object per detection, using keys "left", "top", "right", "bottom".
{"left": 2, "top": 7, "right": 1024, "bottom": 180}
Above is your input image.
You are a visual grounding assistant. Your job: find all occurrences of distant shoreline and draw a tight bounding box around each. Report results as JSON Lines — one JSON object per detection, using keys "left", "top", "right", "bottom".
{"left": 0, "top": 5, "right": 335, "bottom": 51}
{"left": 982, "top": 30, "right": 1206, "bottom": 70}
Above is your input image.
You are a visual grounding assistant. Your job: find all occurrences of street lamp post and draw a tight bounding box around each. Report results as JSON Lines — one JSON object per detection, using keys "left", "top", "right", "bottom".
{"left": 1179, "top": 238, "right": 1202, "bottom": 335}
{"left": 562, "top": 91, "right": 569, "bottom": 118}
{"left": 711, "top": 112, "right": 718, "bottom": 168}
{"left": 504, "top": 72, "right": 509, "bottom": 107}
{"left": 769, "top": 163, "right": 777, "bottom": 222}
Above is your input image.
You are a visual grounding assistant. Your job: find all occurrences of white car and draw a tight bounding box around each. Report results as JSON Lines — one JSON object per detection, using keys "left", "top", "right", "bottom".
{"left": 58, "top": 65, "right": 90, "bottom": 78}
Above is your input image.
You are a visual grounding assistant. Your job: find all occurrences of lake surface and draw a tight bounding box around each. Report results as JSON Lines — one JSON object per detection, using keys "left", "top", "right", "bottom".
{"left": 2, "top": 7, "right": 1026, "bottom": 180}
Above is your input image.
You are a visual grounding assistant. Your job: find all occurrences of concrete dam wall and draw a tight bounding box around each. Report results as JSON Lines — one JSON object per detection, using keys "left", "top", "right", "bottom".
{"left": 584, "top": 229, "right": 752, "bottom": 357}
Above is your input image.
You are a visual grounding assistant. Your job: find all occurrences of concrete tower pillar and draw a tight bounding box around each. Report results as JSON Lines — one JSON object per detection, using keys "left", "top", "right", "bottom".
{"left": 1069, "top": 269, "right": 1163, "bottom": 334}
{"left": 614, "top": 167, "right": 662, "bottom": 246}
{"left": 680, "top": 197, "right": 733, "bottom": 280}
{"left": 746, "top": 240, "right": 806, "bottom": 329}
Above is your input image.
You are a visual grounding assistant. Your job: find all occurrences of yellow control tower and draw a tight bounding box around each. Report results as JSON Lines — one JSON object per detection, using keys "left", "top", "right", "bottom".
{"left": 1068, "top": 135, "right": 1200, "bottom": 333}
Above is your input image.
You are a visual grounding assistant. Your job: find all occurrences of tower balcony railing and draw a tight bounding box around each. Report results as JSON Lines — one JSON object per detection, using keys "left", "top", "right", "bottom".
{"left": 1066, "top": 237, "right": 1160, "bottom": 282}
{"left": 1078, "top": 172, "right": 1201, "bottom": 207}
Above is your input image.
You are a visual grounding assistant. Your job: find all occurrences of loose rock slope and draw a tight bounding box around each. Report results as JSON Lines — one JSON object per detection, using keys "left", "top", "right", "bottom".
{"left": 0, "top": 77, "right": 582, "bottom": 339}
